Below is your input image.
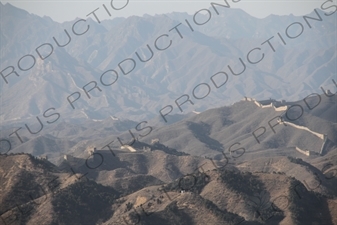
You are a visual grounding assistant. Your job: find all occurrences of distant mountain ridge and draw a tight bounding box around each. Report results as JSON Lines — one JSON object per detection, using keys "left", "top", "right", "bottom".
{"left": 0, "top": 3, "right": 336, "bottom": 128}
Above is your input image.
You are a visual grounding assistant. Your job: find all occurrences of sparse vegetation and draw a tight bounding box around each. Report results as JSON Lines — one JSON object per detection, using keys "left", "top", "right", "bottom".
{"left": 151, "top": 142, "right": 189, "bottom": 156}
{"left": 219, "top": 170, "right": 264, "bottom": 195}
{"left": 51, "top": 181, "right": 119, "bottom": 225}
{"left": 162, "top": 171, "right": 210, "bottom": 194}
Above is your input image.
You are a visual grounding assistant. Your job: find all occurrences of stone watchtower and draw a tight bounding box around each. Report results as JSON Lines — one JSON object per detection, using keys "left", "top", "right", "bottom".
{"left": 89, "top": 147, "right": 97, "bottom": 155}
{"left": 151, "top": 139, "right": 159, "bottom": 144}
{"left": 88, "top": 147, "right": 101, "bottom": 164}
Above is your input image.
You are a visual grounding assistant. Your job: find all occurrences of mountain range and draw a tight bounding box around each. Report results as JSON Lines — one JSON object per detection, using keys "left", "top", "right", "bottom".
{"left": 0, "top": 2, "right": 336, "bottom": 126}
{"left": 0, "top": 2, "right": 337, "bottom": 225}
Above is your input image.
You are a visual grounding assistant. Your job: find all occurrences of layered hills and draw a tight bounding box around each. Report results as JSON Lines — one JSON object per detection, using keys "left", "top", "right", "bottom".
{"left": 0, "top": 149, "right": 336, "bottom": 225}
{"left": 1, "top": 92, "right": 336, "bottom": 224}
{"left": 1, "top": 2, "right": 337, "bottom": 225}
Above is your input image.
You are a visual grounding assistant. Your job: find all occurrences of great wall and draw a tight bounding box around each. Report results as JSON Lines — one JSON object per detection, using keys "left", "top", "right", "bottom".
{"left": 62, "top": 98, "right": 328, "bottom": 160}
{"left": 242, "top": 97, "right": 328, "bottom": 156}
{"left": 243, "top": 97, "right": 288, "bottom": 111}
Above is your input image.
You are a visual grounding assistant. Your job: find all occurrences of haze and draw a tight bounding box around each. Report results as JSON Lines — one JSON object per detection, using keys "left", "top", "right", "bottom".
{"left": 1, "top": 0, "right": 331, "bottom": 22}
